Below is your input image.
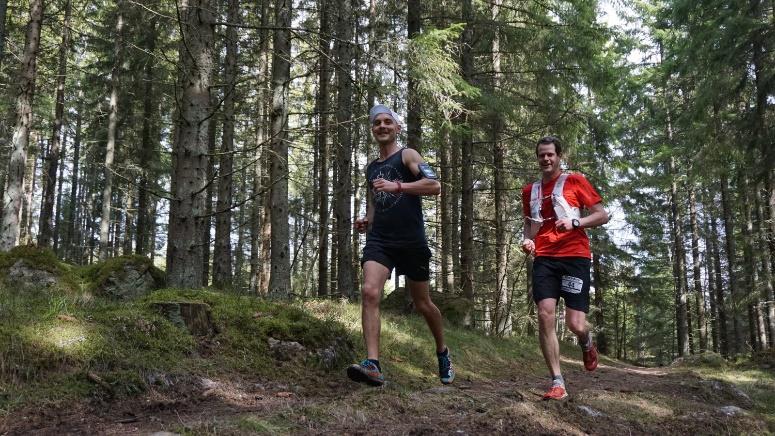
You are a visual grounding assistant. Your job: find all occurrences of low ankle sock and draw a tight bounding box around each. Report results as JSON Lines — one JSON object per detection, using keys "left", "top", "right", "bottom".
{"left": 367, "top": 359, "right": 381, "bottom": 372}
{"left": 437, "top": 347, "right": 449, "bottom": 357}
{"left": 580, "top": 334, "right": 593, "bottom": 350}
{"left": 551, "top": 375, "right": 565, "bottom": 387}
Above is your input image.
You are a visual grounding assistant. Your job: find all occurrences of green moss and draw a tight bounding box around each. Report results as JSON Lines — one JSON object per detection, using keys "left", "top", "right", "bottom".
{"left": 80, "top": 255, "right": 165, "bottom": 293}
{"left": 0, "top": 246, "right": 80, "bottom": 292}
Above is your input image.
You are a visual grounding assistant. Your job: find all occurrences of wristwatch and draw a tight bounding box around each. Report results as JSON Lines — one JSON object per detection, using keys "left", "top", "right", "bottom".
{"left": 572, "top": 218, "right": 580, "bottom": 229}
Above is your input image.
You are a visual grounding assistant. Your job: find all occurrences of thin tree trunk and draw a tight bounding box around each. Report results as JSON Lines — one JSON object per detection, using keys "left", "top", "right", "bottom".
{"left": 38, "top": 0, "right": 71, "bottom": 247}
{"left": 316, "top": 0, "right": 331, "bottom": 297}
{"left": 709, "top": 195, "right": 730, "bottom": 357}
{"left": 19, "top": 139, "right": 39, "bottom": 245}
{"left": 53, "top": 135, "right": 66, "bottom": 254}
{"left": 459, "top": 0, "right": 475, "bottom": 312}
{"left": 668, "top": 157, "right": 689, "bottom": 356}
{"left": 249, "top": 0, "right": 270, "bottom": 295}
{"left": 0, "top": 0, "right": 43, "bottom": 251}
{"left": 720, "top": 172, "right": 742, "bottom": 354}
{"left": 764, "top": 172, "right": 775, "bottom": 347}
{"left": 703, "top": 202, "right": 719, "bottom": 353}
{"left": 742, "top": 175, "right": 759, "bottom": 351}
{"left": 440, "top": 127, "right": 453, "bottom": 294}
{"left": 406, "top": 0, "right": 421, "bottom": 151}
{"left": 212, "top": 0, "right": 240, "bottom": 288}
{"left": 135, "top": 17, "right": 157, "bottom": 256}
{"left": 166, "top": 0, "right": 214, "bottom": 288}
{"left": 268, "top": 0, "right": 292, "bottom": 298}
{"left": 0, "top": 0, "right": 7, "bottom": 68}
{"left": 592, "top": 235, "right": 607, "bottom": 354}
{"left": 202, "top": 90, "right": 217, "bottom": 286}
{"left": 491, "top": 0, "right": 509, "bottom": 335}
{"left": 66, "top": 98, "right": 82, "bottom": 262}
{"left": 234, "top": 174, "right": 247, "bottom": 290}
{"left": 688, "top": 184, "right": 707, "bottom": 351}
{"left": 99, "top": 3, "right": 125, "bottom": 260}
{"left": 334, "top": 0, "right": 353, "bottom": 298}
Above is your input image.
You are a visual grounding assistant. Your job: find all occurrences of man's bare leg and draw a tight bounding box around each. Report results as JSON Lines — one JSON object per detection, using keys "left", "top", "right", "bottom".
{"left": 362, "top": 261, "right": 391, "bottom": 359}
{"left": 407, "top": 278, "right": 446, "bottom": 353}
{"left": 537, "top": 298, "right": 562, "bottom": 377}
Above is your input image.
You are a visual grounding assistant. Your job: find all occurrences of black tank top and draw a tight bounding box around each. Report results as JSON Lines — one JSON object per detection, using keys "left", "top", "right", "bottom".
{"left": 366, "top": 148, "right": 426, "bottom": 247}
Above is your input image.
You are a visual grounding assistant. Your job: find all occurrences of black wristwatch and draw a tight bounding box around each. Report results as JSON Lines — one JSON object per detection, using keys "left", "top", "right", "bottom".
{"left": 572, "top": 218, "right": 580, "bottom": 229}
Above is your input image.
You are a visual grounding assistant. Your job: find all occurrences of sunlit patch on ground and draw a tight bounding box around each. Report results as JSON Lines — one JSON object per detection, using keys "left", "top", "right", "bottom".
{"left": 27, "top": 323, "right": 89, "bottom": 351}
{"left": 583, "top": 390, "right": 674, "bottom": 418}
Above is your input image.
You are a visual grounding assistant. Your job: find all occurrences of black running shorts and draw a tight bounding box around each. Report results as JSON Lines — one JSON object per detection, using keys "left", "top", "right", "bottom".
{"left": 532, "top": 256, "right": 591, "bottom": 312}
{"left": 361, "top": 242, "right": 432, "bottom": 282}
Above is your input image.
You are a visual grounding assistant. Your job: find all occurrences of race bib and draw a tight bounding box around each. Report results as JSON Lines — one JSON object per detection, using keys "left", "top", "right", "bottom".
{"left": 561, "top": 275, "right": 583, "bottom": 294}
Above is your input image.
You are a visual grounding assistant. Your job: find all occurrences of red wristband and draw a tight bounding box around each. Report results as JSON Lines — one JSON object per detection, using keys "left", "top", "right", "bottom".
{"left": 396, "top": 181, "right": 402, "bottom": 193}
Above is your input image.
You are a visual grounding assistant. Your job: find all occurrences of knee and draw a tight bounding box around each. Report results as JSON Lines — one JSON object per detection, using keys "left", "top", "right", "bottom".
{"left": 361, "top": 284, "right": 381, "bottom": 307}
{"left": 567, "top": 319, "right": 586, "bottom": 336}
{"left": 537, "top": 308, "right": 555, "bottom": 326}
{"left": 413, "top": 297, "right": 433, "bottom": 314}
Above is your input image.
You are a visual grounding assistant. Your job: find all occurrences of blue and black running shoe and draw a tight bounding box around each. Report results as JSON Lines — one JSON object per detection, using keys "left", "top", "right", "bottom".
{"left": 347, "top": 359, "right": 385, "bottom": 386}
{"left": 437, "top": 348, "right": 455, "bottom": 384}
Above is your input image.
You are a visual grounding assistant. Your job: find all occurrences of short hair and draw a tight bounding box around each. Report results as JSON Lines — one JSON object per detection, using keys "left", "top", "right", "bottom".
{"left": 535, "top": 136, "right": 563, "bottom": 156}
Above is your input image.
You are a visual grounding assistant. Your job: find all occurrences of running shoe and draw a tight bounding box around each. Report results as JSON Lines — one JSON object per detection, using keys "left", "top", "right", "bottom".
{"left": 542, "top": 385, "right": 568, "bottom": 400}
{"left": 438, "top": 348, "right": 455, "bottom": 384}
{"left": 347, "top": 359, "right": 385, "bottom": 386}
{"left": 582, "top": 342, "right": 598, "bottom": 371}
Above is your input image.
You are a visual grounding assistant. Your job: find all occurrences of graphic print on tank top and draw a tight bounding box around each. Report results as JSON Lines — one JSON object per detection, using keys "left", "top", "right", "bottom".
{"left": 370, "top": 164, "right": 404, "bottom": 212}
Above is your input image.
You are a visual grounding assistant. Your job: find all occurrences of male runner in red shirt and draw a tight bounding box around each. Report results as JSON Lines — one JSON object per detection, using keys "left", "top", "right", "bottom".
{"left": 521, "top": 136, "right": 609, "bottom": 400}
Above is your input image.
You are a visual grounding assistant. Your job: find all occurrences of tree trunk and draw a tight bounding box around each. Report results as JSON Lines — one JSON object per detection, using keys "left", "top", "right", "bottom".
{"left": 334, "top": 0, "right": 353, "bottom": 299}
{"left": 490, "top": 0, "right": 509, "bottom": 335}
{"left": 38, "top": 0, "right": 71, "bottom": 248}
{"left": 53, "top": 136, "right": 66, "bottom": 254}
{"left": 742, "top": 175, "right": 759, "bottom": 351}
{"left": 592, "top": 235, "right": 607, "bottom": 354}
{"left": 440, "top": 127, "right": 454, "bottom": 294}
{"left": 66, "top": 99, "right": 82, "bottom": 262}
{"left": 688, "top": 184, "right": 707, "bottom": 351}
{"left": 316, "top": 0, "right": 331, "bottom": 297}
{"left": 0, "top": 0, "right": 43, "bottom": 251}
{"left": 0, "top": 0, "right": 7, "bottom": 68}
{"left": 268, "top": 0, "right": 292, "bottom": 298}
{"left": 709, "top": 195, "right": 730, "bottom": 357}
{"left": 720, "top": 172, "right": 742, "bottom": 354}
{"left": 212, "top": 0, "right": 240, "bottom": 288}
{"left": 459, "top": 0, "right": 475, "bottom": 311}
{"left": 166, "top": 0, "right": 214, "bottom": 288}
{"left": 764, "top": 172, "right": 775, "bottom": 347}
{"left": 406, "top": 0, "right": 421, "bottom": 151}
{"left": 668, "top": 157, "right": 689, "bottom": 356}
{"left": 135, "top": 17, "right": 157, "bottom": 256}
{"left": 99, "top": 3, "right": 125, "bottom": 261}
{"left": 703, "top": 200, "right": 719, "bottom": 353}
{"left": 234, "top": 174, "right": 247, "bottom": 289}
{"left": 19, "top": 139, "right": 39, "bottom": 245}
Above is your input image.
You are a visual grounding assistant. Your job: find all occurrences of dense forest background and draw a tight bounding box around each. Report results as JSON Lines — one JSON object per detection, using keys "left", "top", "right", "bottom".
{"left": 0, "top": 0, "right": 772, "bottom": 366}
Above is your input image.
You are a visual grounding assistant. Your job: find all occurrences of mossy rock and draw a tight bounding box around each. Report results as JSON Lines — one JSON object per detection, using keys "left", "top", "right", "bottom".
{"left": 672, "top": 351, "right": 728, "bottom": 368}
{"left": 0, "top": 245, "right": 78, "bottom": 292}
{"left": 382, "top": 287, "right": 471, "bottom": 325}
{"left": 84, "top": 255, "right": 165, "bottom": 300}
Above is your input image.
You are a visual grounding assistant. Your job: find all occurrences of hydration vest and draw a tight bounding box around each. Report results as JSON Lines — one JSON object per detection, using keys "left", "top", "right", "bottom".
{"left": 528, "top": 173, "right": 580, "bottom": 233}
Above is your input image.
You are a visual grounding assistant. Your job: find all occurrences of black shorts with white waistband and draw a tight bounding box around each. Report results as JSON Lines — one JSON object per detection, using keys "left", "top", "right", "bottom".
{"left": 531, "top": 256, "right": 591, "bottom": 312}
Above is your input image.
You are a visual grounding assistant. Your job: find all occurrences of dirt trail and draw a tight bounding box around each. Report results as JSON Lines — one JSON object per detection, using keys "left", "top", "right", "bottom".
{"left": 1, "top": 359, "right": 769, "bottom": 435}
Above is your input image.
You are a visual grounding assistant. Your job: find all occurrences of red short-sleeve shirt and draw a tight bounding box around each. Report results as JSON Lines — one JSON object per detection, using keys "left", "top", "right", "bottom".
{"left": 521, "top": 172, "right": 602, "bottom": 258}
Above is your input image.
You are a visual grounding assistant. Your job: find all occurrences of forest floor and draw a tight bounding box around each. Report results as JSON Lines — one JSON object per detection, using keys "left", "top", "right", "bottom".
{"left": 3, "top": 324, "right": 774, "bottom": 435}
{"left": 0, "top": 253, "right": 773, "bottom": 435}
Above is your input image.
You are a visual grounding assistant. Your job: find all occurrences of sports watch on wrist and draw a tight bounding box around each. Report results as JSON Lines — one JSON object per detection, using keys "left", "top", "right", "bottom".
{"left": 572, "top": 218, "right": 580, "bottom": 229}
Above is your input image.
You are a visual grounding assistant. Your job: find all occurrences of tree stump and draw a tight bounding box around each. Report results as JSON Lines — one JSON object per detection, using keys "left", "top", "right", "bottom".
{"left": 151, "top": 302, "right": 217, "bottom": 337}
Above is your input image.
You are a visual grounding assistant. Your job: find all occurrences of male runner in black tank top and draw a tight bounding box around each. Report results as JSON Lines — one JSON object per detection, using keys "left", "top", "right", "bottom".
{"left": 346, "top": 104, "right": 454, "bottom": 387}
